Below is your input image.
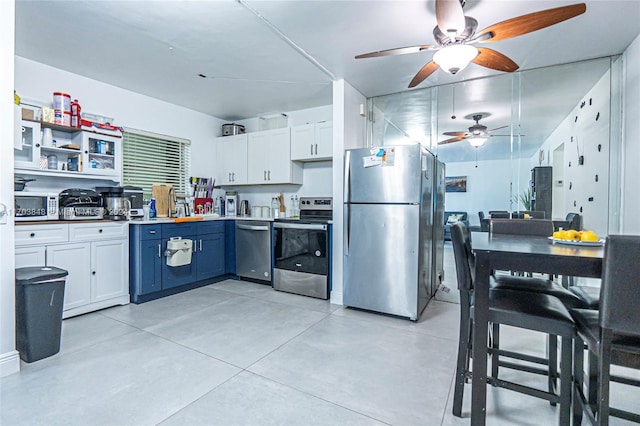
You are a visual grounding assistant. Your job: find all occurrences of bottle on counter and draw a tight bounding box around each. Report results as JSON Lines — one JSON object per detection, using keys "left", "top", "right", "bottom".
{"left": 293, "top": 195, "right": 300, "bottom": 218}
{"left": 149, "top": 198, "right": 157, "bottom": 219}
{"left": 271, "top": 197, "right": 280, "bottom": 219}
{"left": 220, "top": 197, "right": 225, "bottom": 216}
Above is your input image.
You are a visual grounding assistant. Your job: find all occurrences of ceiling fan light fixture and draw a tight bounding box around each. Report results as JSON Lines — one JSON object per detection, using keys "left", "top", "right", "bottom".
{"left": 433, "top": 44, "right": 478, "bottom": 74}
{"left": 468, "top": 135, "right": 488, "bottom": 148}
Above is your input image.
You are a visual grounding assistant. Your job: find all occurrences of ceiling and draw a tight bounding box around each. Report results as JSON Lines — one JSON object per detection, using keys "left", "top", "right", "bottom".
{"left": 14, "top": 0, "right": 640, "bottom": 161}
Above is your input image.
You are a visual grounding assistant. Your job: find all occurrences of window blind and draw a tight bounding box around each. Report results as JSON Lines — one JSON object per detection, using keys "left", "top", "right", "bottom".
{"left": 122, "top": 128, "right": 191, "bottom": 199}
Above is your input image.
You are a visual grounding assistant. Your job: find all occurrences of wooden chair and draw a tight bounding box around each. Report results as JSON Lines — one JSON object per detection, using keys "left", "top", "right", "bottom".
{"left": 572, "top": 235, "right": 640, "bottom": 425}
{"left": 450, "top": 222, "right": 576, "bottom": 424}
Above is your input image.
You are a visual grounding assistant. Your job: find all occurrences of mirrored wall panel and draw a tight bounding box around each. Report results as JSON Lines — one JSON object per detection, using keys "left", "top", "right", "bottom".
{"left": 368, "top": 56, "right": 616, "bottom": 235}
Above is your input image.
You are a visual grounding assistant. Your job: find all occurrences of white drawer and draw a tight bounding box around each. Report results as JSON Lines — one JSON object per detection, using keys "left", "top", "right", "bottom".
{"left": 69, "top": 222, "right": 128, "bottom": 241}
{"left": 15, "top": 224, "right": 69, "bottom": 246}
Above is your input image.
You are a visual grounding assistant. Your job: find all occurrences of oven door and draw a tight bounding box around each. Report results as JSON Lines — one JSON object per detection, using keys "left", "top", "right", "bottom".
{"left": 273, "top": 222, "right": 329, "bottom": 299}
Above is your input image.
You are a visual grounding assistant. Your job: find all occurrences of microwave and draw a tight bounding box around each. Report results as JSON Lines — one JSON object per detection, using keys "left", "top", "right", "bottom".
{"left": 15, "top": 192, "right": 59, "bottom": 221}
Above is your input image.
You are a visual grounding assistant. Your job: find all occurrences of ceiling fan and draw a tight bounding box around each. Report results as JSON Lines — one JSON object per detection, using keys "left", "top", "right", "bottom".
{"left": 355, "top": 0, "right": 586, "bottom": 88}
{"left": 439, "top": 114, "right": 512, "bottom": 147}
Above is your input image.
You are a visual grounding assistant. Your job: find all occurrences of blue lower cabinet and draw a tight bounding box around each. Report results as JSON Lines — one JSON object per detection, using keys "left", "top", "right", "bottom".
{"left": 139, "top": 239, "right": 162, "bottom": 294}
{"left": 130, "top": 220, "right": 230, "bottom": 303}
{"left": 225, "top": 220, "right": 236, "bottom": 274}
{"left": 196, "top": 232, "right": 225, "bottom": 281}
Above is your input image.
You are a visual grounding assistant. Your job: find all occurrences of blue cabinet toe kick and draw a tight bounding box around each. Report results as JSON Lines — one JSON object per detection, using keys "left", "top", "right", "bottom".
{"left": 130, "top": 274, "right": 237, "bottom": 304}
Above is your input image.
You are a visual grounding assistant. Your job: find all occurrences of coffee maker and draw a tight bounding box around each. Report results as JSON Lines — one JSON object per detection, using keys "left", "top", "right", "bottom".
{"left": 123, "top": 186, "right": 144, "bottom": 218}
{"left": 96, "top": 186, "right": 130, "bottom": 221}
{"left": 225, "top": 191, "right": 238, "bottom": 217}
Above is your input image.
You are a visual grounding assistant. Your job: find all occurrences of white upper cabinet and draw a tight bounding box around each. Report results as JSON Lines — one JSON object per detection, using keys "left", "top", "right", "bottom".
{"left": 291, "top": 121, "right": 333, "bottom": 161}
{"left": 247, "top": 128, "right": 302, "bottom": 185}
{"left": 14, "top": 120, "right": 123, "bottom": 181}
{"left": 215, "top": 134, "right": 248, "bottom": 185}
{"left": 14, "top": 119, "right": 42, "bottom": 169}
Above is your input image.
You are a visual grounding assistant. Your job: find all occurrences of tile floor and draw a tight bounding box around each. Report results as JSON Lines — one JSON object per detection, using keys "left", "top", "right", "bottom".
{"left": 2, "top": 246, "right": 638, "bottom": 425}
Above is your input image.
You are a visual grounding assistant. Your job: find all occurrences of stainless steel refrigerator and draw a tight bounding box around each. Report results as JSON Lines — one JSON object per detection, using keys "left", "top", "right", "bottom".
{"left": 343, "top": 144, "right": 442, "bottom": 320}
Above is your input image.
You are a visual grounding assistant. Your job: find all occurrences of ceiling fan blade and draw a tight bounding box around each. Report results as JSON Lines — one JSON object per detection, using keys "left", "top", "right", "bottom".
{"left": 476, "top": 3, "right": 586, "bottom": 43}
{"left": 438, "top": 136, "right": 466, "bottom": 145}
{"left": 355, "top": 45, "right": 436, "bottom": 59}
{"left": 436, "top": 0, "right": 466, "bottom": 36}
{"left": 472, "top": 48, "right": 519, "bottom": 72}
{"left": 488, "top": 125, "right": 508, "bottom": 132}
{"left": 408, "top": 61, "right": 440, "bottom": 88}
{"left": 443, "top": 131, "right": 467, "bottom": 136}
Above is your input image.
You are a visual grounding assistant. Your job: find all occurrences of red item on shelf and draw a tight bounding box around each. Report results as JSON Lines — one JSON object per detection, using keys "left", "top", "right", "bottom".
{"left": 70, "top": 99, "right": 82, "bottom": 128}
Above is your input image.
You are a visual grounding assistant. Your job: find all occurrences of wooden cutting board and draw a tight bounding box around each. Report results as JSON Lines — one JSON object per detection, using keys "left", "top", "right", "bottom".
{"left": 152, "top": 183, "right": 174, "bottom": 217}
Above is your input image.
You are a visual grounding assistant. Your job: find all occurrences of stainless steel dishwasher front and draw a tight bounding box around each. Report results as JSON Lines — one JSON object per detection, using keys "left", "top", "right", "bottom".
{"left": 235, "top": 221, "right": 271, "bottom": 282}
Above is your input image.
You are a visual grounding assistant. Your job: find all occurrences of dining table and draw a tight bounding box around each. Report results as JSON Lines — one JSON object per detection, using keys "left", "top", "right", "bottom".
{"left": 469, "top": 231, "right": 604, "bottom": 425}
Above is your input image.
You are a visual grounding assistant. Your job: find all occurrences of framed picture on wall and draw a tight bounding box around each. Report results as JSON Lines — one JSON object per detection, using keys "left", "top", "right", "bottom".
{"left": 445, "top": 176, "right": 467, "bottom": 192}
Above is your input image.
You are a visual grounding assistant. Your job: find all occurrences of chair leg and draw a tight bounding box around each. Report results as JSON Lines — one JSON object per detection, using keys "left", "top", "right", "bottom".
{"left": 596, "top": 331, "right": 612, "bottom": 426}
{"left": 549, "top": 334, "right": 558, "bottom": 406}
{"left": 491, "top": 322, "right": 500, "bottom": 380}
{"left": 588, "top": 351, "right": 598, "bottom": 409}
{"left": 573, "top": 336, "right": 585, "bottom": 426}
{"left": 453, "top": 315, "right": 471, "bottom": 417}
{"left": 559, "top": 337, "right": 572, "bottom": 426}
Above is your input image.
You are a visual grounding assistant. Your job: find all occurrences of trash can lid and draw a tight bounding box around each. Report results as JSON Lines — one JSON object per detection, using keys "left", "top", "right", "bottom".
{"left": 15, "top": 266, "right": 68, "bottom": 285}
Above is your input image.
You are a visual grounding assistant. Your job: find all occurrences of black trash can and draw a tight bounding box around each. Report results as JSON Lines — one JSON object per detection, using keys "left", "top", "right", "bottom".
{"left": 15, "top": 266, "right": 68, "bottom": 363}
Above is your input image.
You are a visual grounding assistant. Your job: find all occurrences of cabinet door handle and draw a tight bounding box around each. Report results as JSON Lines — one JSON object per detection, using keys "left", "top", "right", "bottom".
{"left": 158, "top": 244, "right": 161, "bottom": 258}
{"left": 228, "top": 172, "right": 232, "bottom": 182}
{"left": 264, "top": 170, "right": 267, "bottom": 181}
{"left": 268, "top": 170, "right": 271, "bottom": 181}
{"left": 99, "top": 229, "right": 103, "bottom": 233}
{"left": 315, "top": 144, "right": 318, "bottom": 155}
{"left": 149, "top": 230, "right": 156, "bottom": 235}
{"left": 310, "top": 144, "right": 313, "bottom": 155}
{"left": 30, "top": 233, "right": 35, "bottom": 238}
{"left": 199, "top": 239, "right": 203, "bottom": 252}
{"left": 92, "top": 271, "right": 96, "bottom": 275}
{"left": 232, "top": 172, "right": 235, "bottom": 182}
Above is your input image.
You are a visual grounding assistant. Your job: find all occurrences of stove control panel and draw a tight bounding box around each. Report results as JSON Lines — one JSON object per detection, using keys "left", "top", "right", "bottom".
{"left": 299, "top": 197, "right": 332, "bottom": 211}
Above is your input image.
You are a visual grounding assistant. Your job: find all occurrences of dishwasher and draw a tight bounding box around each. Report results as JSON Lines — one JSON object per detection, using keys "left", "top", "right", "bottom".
{"left": 235, "top": 221, "right": 271, "bottom": 282}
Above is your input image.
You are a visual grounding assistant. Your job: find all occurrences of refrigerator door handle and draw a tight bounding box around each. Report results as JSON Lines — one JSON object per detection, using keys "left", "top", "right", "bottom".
{"left": 345, "top": 203, "right": 350, "bottom": 255}
{"left": 344, "top": 151, "right": 351, "bottom": 203}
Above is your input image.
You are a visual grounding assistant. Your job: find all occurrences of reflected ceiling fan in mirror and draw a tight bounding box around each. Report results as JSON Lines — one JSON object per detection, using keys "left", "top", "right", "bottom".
{"left": 355, "top": 0, "right": 586, "bottom": 88}
{"left": 439, "top": 114, "right": 511, "bottom": 148}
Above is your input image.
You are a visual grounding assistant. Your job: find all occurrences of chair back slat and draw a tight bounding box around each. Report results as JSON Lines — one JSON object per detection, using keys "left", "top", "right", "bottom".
{"left": 451, "top": 222, "right": 474, "bottom": 292}
{"left": 490, "top": 218, "right": 554, "bottom": 237}
{"left": 600, "top": 235, "right": 640, "bottom": 337}
{"left": 488, "top": 210, "right": 510, "bottom": 219}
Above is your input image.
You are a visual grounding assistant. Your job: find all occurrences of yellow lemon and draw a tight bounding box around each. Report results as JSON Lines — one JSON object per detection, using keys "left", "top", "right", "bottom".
{"left": 580, "top": 230, "right": 599, "bottom": 242}
{"left": 555, "top": 230, "right": 568, "bottom": 240}
{"left": 566, "top": 230, "right": 580, "bottom": 241}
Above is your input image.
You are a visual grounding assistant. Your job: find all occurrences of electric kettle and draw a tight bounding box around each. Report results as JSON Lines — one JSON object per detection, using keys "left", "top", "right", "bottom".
{"left": 239, "top": 200, "right": 250, "bottom": 217}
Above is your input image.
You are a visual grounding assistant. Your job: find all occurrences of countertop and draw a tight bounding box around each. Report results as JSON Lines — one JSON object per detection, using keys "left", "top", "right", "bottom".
{"left": 15, "top": 215, "right": 336, "bottom": 226}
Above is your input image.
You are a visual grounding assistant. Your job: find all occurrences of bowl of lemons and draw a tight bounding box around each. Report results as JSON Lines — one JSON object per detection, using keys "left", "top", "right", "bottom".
{"left": 549, "top": 229, "right": 604, "bottom": 246}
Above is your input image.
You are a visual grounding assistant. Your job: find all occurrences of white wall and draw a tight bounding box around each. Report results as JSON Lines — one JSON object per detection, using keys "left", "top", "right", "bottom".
{"left": 15, "top": 56, "right": 224, "bottom": 181}
{"left": 443, "top": 158, "right": 531, "bottom": 227}
{"left": 622, "top": 33, "right": 640, "bottom": 234}
{"left": 1, "top": 0, "right": 19, "bottom": 378}
{"left": 533, "top": 71, "right": 612, "bottom": 236}
{"left": 331, "top": 79, "right": 367, "bottom": 305}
